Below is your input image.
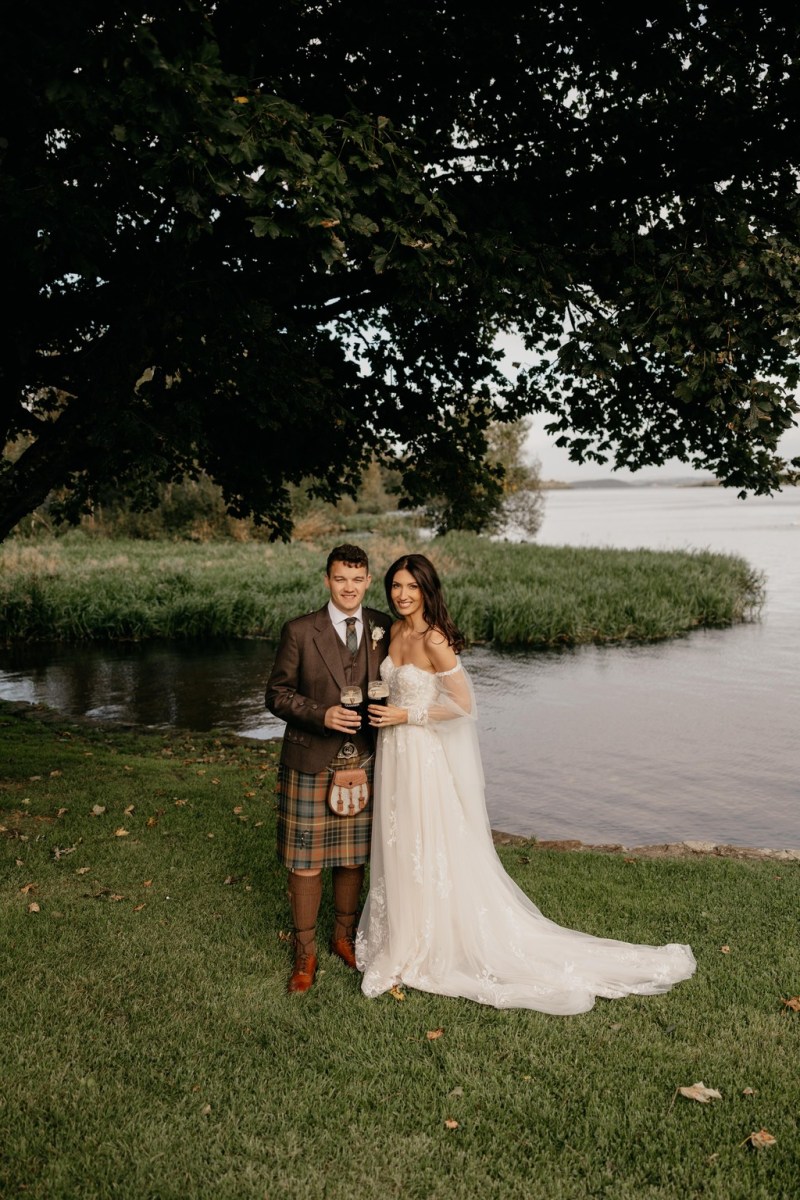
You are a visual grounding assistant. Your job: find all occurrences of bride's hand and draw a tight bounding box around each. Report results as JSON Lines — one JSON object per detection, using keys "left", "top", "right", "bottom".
{"left": 368, "top": 703, "right": 408, "bottom": 728}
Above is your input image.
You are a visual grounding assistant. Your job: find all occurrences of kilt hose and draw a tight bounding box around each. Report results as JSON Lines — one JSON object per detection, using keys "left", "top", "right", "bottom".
{"left": 276, "top": 748, "right": 375, "bottom": 870}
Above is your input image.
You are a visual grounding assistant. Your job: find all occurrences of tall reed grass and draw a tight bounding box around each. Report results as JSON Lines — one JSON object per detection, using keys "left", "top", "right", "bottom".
{"left": 0, "top": 531, "right": 763, "bottom": 646}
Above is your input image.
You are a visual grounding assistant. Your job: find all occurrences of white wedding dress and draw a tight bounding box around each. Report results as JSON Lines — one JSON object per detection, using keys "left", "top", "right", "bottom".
{"left": 356, "top": 658, "right": 696, "bottom": 1013}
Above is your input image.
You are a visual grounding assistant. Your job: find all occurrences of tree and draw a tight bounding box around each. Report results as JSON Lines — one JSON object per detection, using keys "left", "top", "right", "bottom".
{"left": 485, "top": 421, "right": 545, "bottom": 541}
{"left": 425, "top": 417, "right": 544, "bottom": 537}
{"left": 2, "top": 3, "right": 800, "bottom": 542}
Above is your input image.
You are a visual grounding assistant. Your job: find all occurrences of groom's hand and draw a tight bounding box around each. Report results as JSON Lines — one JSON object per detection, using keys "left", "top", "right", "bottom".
{"left": 324, "top": 705, "right": 362, "bottom": 734}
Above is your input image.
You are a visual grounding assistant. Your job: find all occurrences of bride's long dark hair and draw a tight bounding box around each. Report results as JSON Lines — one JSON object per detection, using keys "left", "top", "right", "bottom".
{"left": 384, "top": 554, "right": 465, "bottom": 653}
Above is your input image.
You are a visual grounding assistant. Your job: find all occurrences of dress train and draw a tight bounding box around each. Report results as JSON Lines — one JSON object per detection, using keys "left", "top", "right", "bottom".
{"left": 356, "top": 659, "right": 696, "bottom": 1014}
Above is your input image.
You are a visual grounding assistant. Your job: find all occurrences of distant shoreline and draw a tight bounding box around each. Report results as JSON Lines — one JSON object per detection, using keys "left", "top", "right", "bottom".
{"left": 540, "top": 476, "right": 798, "bottom": 489}
{"left": 538, "top": 477, "right": 719, "bottom": 490}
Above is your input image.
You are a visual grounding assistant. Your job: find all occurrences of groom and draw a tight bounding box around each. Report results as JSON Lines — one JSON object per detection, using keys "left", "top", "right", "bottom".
{"left": 265, "top": 544, "right": 392, "bottom": 994}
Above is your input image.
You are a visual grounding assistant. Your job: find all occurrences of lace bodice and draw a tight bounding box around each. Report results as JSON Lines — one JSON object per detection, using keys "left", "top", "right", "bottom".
{"left": 380, "top": 658, "right": 440, "bottom": 707}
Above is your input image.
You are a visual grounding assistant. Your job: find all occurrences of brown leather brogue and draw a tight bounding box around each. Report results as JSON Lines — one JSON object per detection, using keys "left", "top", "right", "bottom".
{"left": 330, "top": 937, "right": 358, "bottom": 971}
{"left": 287, "top": 952, "right": 318, "bottom": 994}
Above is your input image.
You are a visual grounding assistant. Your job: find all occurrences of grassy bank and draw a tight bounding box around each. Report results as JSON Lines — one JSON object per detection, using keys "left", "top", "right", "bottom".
{"left": 1, "top": 703, "right": 798, "bottom": 1199}
{"left": 0, "top": 531, "right": 763, "bottom": 647}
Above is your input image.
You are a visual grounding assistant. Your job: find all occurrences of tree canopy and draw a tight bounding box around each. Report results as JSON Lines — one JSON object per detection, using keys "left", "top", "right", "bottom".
{"left": 2, "top": 2, "right": 800, "bottom": 540}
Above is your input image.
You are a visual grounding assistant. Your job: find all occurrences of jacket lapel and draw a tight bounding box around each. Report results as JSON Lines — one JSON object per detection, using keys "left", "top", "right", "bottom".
{"left": 313, "top": 607, "right": 348, "bottom": 691}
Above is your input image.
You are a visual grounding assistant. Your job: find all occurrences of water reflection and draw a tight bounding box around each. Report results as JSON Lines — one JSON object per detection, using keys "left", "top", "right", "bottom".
{"left": 0, "top": 639, "right": 284, "bottom": 737}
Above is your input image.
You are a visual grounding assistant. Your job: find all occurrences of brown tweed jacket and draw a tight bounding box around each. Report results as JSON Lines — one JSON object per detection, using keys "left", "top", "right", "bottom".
{"left": 265, "top": 605, "right": 393, "bottom": 774}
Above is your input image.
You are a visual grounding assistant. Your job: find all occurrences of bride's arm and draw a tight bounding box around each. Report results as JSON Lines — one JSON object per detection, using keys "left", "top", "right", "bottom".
{"left": 368, "top": 631, "right": 473, "bottom": 728}
{"left": 398, "top": 635, "right": 471, "bottom": 725}
{"left": 425, "top": 634, "right": 472, "bottom": 717}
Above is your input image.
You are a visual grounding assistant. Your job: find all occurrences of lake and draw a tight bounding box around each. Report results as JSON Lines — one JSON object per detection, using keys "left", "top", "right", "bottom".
{"left": 1, "top": 487, "right": 798, "bottom": 848}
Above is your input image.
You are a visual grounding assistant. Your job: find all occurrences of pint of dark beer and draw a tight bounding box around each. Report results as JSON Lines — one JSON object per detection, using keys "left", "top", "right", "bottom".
{"left": 367, "top": 681, "right": 390, "bottom": 705}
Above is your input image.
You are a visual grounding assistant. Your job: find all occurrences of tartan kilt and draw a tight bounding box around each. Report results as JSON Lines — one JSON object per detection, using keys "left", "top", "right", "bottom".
{"left": 276, "top": 750, "right": 374, "bottom": 870}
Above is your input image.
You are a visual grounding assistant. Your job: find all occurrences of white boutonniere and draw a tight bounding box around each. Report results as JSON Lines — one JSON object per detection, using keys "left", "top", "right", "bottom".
{"left": 370, "top": 622, "right": 385, "bottom": 650}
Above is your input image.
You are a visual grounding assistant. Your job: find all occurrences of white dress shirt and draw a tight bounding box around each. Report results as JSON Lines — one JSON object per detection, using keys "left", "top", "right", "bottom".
{"left": 327, "top": 601, "right": 364, "bottom": 648}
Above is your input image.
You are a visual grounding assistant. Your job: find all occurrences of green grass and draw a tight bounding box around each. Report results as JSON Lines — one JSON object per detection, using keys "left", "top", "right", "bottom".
{"left": 1, "top": 702, "right": 798, "bottom": 1199}
{"left": 0, "top": 530, "right": 763, "bottom": 647}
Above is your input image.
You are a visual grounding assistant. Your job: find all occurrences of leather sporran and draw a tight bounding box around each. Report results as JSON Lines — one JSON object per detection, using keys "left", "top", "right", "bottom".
{"left": 327, "top": 766, "right": 370, "bottom": 816}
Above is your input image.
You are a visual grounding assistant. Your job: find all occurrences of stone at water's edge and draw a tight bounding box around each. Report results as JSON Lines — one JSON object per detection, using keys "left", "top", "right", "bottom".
{"left": 491, "top": 830, "right": 800, "bottom": 862}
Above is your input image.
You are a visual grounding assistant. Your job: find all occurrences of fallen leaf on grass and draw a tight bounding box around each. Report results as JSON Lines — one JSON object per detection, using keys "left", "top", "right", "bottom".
{"left": 15, "top": 858, "right": 24, "bottom": 867}
{"left": 232, "top": 806, "right": 244, "bottom": 815}
{"left": 742, "top": 1088, "right": 757, "bottom": 1097}
{"left": 741, "top": 1128, "right": 776, "bottom": 1150}
{"left": 19, "top": 882, "right": 37, "bottom": 894}
{"left": 143, "top": 879, "right": 153, "bottom": 887}
{"left": 85, "top": 887, "right": 125, "bottom": 901}
{"left": 174, "top": 799, "right": 188, "bottom": 807}
{"left": 780, "top": 996, "right": 800, "bottom": 1012}
{"left": 389, "top": 985, "right": 406, "bottom": 1002}
{"left": 146, "top": 815, "right": 159, "bottom": 828}
{"left": 124, "top": 804, "right": 135, "bottom": 816}
{"left": 90, "top": 805, "right": 106, "bottom": 817}
{"left": 277, "top": 930, "right": 293, "bottom": 942}
{"left": 254, "top": 821, "right": 264, "bottom": 828}
{"left": 720, "top": 945, "right": 731, "bottom": 954}
{"left": 426, "top": 1028, "right": 444, "bottom": 1041}
{"left": 27, "top": 901, "right": 40, "bottom": 913}
{"left": 206, "top": 832, "right": 215, "bottom": 839}
{"left": 243, "top": 791, "right": 256, "bottom": 798}
{"left": 75, "top": 866, "right": 91, "bottom": 875}
{"left": 676, "top": 1082, "right": 722, "bottom": 1105}
{"left": 56, "top": 807, "right": 68, "bottom": 818}
{"left": 132, "top": 903, "right": 146, "bottom": 913}
{"left": 448, "top": 1087, "right": 464, "bottom": 1098}
{"left": 114, "top": 828, "right": 130, "bottom": 837}
{"left": 52, "top": 844, "right": 77, "bottom": 860}
{"left": 444, "top": 1118, "right": 459, "bottom": 1130}
{"left": 29, "top": 776, "right": 42, "bottom": 782}
{"left": 224, "top": 875, "right": 243, "bottom": 886}
{"left": 200, "top": 1104, "right": 212, "bottom": 1116}
{"left": 49, "top": 770, "right": 62, "bottom": 778}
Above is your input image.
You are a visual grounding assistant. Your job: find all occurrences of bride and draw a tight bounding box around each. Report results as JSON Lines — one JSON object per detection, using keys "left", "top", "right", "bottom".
{"left": 356, "top": 553, "right": 696, "bottom": 1014}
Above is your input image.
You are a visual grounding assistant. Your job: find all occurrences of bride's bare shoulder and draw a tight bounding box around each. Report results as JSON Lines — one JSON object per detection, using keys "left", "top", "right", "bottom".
{"left": 423, "top": 628, "right": 458, "bottom": 672}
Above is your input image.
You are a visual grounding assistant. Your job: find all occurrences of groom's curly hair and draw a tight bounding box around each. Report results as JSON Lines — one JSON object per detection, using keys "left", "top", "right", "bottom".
{"left": 384, "top": 554, "right": 465, "bottom": 652}
{"left": 326, "top": 544, "right": 369, "bottom": 575}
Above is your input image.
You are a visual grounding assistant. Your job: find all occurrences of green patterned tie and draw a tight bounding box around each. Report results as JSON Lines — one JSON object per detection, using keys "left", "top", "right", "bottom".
{"left": 345, "top": 617, "right": 357, "bottom": 655}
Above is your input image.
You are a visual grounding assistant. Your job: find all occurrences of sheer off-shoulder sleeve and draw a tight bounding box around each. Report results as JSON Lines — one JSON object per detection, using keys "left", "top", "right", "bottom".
{"left": 406, "top": 659, "right": 476, "bottom": 727}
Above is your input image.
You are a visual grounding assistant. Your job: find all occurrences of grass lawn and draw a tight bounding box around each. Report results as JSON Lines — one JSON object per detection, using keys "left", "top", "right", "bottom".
{"left": 1, "top": 702, "right": 798, "bottom": 1199}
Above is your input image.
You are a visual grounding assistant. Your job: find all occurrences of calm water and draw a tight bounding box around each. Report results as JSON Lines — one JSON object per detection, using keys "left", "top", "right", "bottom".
{"left": 1, "top": 488, "right": 798, "bottom": 847}
{"left": 477, "top": 487, "right": 800, "bottom": 848}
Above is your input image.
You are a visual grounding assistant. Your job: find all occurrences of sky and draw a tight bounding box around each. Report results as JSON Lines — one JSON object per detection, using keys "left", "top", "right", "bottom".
{"left": 494, "top": 332, "right": 800, "bottom": 484}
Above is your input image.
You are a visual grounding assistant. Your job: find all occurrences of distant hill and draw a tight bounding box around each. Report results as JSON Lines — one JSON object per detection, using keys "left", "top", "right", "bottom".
{"left": 543, "top": 476, "right": 718, "bottom": 490}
